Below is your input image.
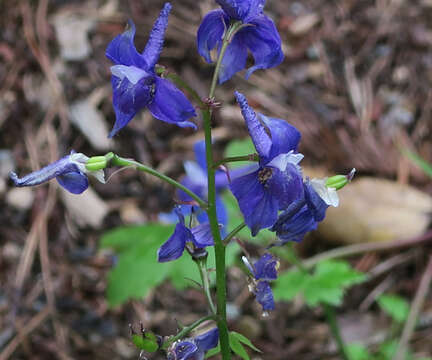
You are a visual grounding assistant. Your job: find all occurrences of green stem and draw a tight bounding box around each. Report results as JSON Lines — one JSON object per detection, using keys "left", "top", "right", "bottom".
{"left": 195, "top": 258, "right": 217, "bottom": 315}
{"left": 223, "top": 222, "right": 246, "bottom": 246}
{"left": 287, "top": 243, "right": 350, "bottom": 360}
{"left": 323, "top": 304, "right": 350, "bottom": 360}
{"left": 202, "top": 21, "right": 242, "bottom": 360}
{"left": 213, "top": 154, "right": 259, "bottom": 169}
{"left": 162, "top": 315, "right": 216, "bottom": 349}
{"left": 110, "top": 154, "right": 207, "bottom": 209}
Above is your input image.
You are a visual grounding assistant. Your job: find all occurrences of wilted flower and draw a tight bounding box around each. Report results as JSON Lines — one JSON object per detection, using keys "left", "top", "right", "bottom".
{"left": 106, "top": 3, "right": 196, "bottom": 137}
{"left": 10, "top": 151, "right": 105, "bottom": 194}
{"left": 229, "top": 92, "right": 304, "bottom": 236}
{"left": 167, "top": 327, "right": 219, "bottom": 360}
{"left": 243, "top": 253, "right": 278, "bottom": 312}
{"left": 158, "top": 208, "right": 214, "bottom": 262}
{"left": 197, "top": 0, "right": 284, "bottom": 83}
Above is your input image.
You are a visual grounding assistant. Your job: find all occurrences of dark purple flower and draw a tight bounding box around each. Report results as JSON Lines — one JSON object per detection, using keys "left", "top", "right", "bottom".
{"left": 229, "top": 92, "right": 304, "bottom": 236}
{"left": 197, "top": 0, "right": 284, "bottom": 83}
{"left": 167, "top": 327, "right": 219, "bottom": 360}
{"left": 158, "top": 208, "right": 214, "bottom": 262}
{"left": 9, "top": 152, "right": 105, "bottom": 195}
{"left": 106, "top": 3, "right": 196, "bottom": 137}
{"left": 243, "top": 253, "right": 278, "bottom": 311}
{"left": 270, "top": 178, "right": 339, "bottom": 245}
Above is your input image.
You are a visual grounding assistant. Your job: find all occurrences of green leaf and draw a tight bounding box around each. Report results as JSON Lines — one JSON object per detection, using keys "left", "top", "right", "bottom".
{"left": 273, "top": 269, "right": 308, "bottom": 302}
{"left": 346, "top": 343, "right": 371, "bottom": 360}
{"left": 402, "top": 150, "right": 432, "bottom": 178}
{"left": 377, "top": 294, "right": 410, "bottom": 324}
{"left": 229, "top": 332, "right": 250, "bottom": 360}
{"left": 273, "top": 260, "right": 366, "bottom": 306}
{"left": 101, "top": 224, "right": 240, "bottom": 306}
{"left": 224, "top": 138, "right": 256, "bottom": 168}
{"left": 230, "top": 331, "right": 261, "bottom": 353}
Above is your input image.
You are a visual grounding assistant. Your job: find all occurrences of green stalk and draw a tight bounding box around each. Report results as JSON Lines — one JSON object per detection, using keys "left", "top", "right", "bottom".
{"left": 213, "top": 154, "right": 259, "bottom": 169}
{"left": 195, "top": 258, "right": 217, "bottom": 315}
{"left": 223, "top": 222, "right": 246, "bottom": 246}
{"left": 201, "top": 21, "right": 242, "bottom": 360}
{"left": 287, "top": 243, "right": 350, "bottom": 360}
{"left": 110, "top": 154, "right": 207, "bottom": 209}
{"left": 162, "top": 314, "right": 216, "bottom": 349}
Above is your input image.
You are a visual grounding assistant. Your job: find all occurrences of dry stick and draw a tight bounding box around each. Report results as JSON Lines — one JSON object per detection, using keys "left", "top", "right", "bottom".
{"left": 301, "top": 229, "right": 432, "bottom": 270}
{"left": 393, "top": 256, "right": 432, "bottom": 360}
{"left": 0, "top": 307, "right": 50, "bottom": 360}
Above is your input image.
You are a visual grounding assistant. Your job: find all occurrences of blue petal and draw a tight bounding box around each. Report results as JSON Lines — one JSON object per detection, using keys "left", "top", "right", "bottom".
{"left": 157, "top": 222, "right": 192, "bottom": 262}
{"left": 304, "top": 181, "right": 329, "bottom": 222}
{"left": 235, "top": 92, "right": 271, "bottom": 159}
{"left": 216, "top": 0, "right": 265, "bottom": 22}
{"left": 230, "top": 170, "right": 278, "bottom": 236}
{"left": 194, "top": 140, "right": 208, "bottom": 172}
{"left": 105, "top": 20, "right": 147, "bottom": 68}
{"left": 241, "top": 14, "right": 284, "bottom": 79}
{"left": 171, "top": 340, "right": 198, "bottom": 360}
{"left": 141, "top": 3, "right": 171, "bottom": 70}
{"left": 218, "top": 34, "right": 248, "bottom": 84}
{"left": 255, "top": 281, "right": 275, "bottom": 311}
{"left": 253, "top": 253, "right": 278, "bottom": 281}
{"left": 109, "top": 74, "right": 155, "bottom": 137}
{"left": 260, "top": 114, "right": 301, "bottom": 159}
{"left": 56, "top": 171, "right": 89, "bottom": 194}
{"left": 148, "top": 77, "right": 197, "bottom": 129}
{"left": 215, "top": 195, "right": 228, "bottom": 229}
{"left": 267, "top": 163, "right": 304, "bottom": 210}
{"left": 271, "top": 205, "right": 318, "bottom": 244}
{"left": 10, "top": 155, "right": 73, "bottom": 187}
{"left": 195, "top": 328, "right": 219, "bottom": 353}
{"left": 191, "top": 223, "right": 214, "bottom": 248}
{"left": 197, "top": 9, "right": 227, "bottom": 63}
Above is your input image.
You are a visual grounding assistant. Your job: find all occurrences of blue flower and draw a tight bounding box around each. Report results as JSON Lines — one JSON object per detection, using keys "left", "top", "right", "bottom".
{"left": 167, "top": 327, "right": 219, "bottom": 360}
{"left": 158, "top": 208, "right": 214, "bottom": 262}
{"left": 243, "top": 253, "right": 278, "bottom": 311}
{"left": 106, "top": 3, "right": 197, "bottom": 137}
{"left": 270, "top": 178, "right": 339, "bottom": 245}
{"left": 177, "top": 140, "right": 230, "bottom": 227}
{"left": 229, "top": 92, "right": 304, "bottom": 236}
{"left": 197, "top": 0, "right": 284, "bottom": 83}
{"left": 9, "top": 152, "right": 105, "bottom": 194}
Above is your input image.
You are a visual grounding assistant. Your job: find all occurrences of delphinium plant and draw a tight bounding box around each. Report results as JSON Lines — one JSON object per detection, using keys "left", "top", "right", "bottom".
{"left": 10, "top": 1, "right": 357, "bottom": 359}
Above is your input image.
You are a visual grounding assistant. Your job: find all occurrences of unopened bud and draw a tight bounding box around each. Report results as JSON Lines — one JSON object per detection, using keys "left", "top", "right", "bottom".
{"left": 325, "top": 168, "right": 356, "bottom": 190}
{"left": 85, "top": 156, "right": 107, "bottom": 171}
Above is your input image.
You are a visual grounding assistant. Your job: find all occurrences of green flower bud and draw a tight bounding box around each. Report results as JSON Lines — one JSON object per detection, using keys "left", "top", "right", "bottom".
{"left": 325, "top": 168, "right": 356, "bottom": 190}
{"left": 85, "top": 156, "right": 108, "bottom": 171}
{"left": 132, "top": 330, "right": 159, "bottom": 353}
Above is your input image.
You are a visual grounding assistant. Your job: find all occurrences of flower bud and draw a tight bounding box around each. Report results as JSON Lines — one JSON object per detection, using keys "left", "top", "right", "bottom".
{"left": 85, "top": 156, "right": 108, "bottom": 171}
{"left": 325, "top": 168, "right": 356, "bottom": 190}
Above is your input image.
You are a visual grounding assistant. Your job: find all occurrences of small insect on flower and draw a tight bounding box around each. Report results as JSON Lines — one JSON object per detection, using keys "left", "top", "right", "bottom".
{"left": 10, "top": 151, "right": 105, "bottom": 194}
